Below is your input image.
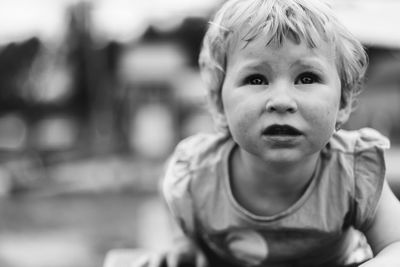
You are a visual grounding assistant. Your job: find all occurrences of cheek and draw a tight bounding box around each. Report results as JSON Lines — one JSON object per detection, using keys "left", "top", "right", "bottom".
{"left": 302, "top": 98, "right": 339, "bottom": 132}
{"left": 224, "top": 100, "right": 259, "bottom": 141}
{"left": 228, "top": 109, "right": 252, "bottom": 135}
{"left": 223, "top": 93, "right": 257, "bottom": 125}
{"left": 305, "top": 88, "right": 341, "bottom": 118}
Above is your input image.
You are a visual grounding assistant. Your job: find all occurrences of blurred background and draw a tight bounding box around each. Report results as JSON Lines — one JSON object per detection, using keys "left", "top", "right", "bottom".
{"left": 0, "top": 0, "right": 399, "bottom": 266}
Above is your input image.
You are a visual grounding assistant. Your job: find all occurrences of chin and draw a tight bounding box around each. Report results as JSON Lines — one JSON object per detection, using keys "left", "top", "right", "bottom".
{"left": 261, "top": 151, "right": 303, "bottom": 164}
{"left": 261, "top": 149, "right": 318, "bottom": 165}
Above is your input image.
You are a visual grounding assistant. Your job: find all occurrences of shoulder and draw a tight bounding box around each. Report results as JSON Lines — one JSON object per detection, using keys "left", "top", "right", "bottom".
{"left": 174, "top": 132, "right": 230, "bottom": 160}
{"left": 326, "top": 128, "right": 390, "bottom": 230}
{"left": 162, "top": 132, "right": 231, "bottom": 202}
{"left": 167, "top": 132, "right": 231, "bottom": 177}
{"left": 323, "top": 127, "right": 390, "bottom": 186}
{"left": 328, "top": 127, "right": 390, "bottom": 154}
{"left": 161, "top": 132, "right": 232, "bottom": 234}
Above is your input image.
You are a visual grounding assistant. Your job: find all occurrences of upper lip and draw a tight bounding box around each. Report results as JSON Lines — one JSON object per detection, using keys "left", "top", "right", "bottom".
{"left": 262, "top": 124, "right": 302, "bottom": 136}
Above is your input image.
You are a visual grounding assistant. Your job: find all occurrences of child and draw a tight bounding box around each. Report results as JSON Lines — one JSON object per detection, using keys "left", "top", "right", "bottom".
{"left": 160, "top": 0, "right": 400, "bottom": 266}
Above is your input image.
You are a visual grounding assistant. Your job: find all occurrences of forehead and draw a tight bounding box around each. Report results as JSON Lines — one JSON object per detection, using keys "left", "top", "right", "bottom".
{"left": 226, "top": 30, "right": 337, "bottom": 70}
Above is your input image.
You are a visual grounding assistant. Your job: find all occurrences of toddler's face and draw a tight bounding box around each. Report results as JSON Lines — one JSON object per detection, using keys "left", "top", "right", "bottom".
{"left": 221, "top": 35, "right": 350, "bottom": 164}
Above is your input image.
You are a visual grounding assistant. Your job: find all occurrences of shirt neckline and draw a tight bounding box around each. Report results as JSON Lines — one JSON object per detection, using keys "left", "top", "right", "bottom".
{"left": 221, "top": 139, "right": 321, "bottom": 222}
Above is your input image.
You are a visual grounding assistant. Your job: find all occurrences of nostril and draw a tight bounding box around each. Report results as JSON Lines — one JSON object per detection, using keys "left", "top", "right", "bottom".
{"left": 266, "top": 101, "right": 297, "bottom": 113}
{"left": 265, "top": 86, "right": 298, "bottom": 113}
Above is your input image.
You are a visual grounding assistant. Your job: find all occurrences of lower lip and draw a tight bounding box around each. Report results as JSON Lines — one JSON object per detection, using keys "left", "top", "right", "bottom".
{"left": 262, "top": 134, "right": 302, "bottom": 146}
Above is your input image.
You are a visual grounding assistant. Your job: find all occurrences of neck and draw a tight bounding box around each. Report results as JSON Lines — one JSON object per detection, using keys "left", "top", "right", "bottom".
{"left": 229, "top": 147, "right": 320, "bottom": 216}
{"left": 231, "top": 147, "right": 319, "bottom": 197}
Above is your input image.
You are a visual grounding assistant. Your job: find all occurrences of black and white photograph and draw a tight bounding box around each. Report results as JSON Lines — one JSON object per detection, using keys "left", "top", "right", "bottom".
{"left": 0, "top": 1, "right": 400, "bottom": 267}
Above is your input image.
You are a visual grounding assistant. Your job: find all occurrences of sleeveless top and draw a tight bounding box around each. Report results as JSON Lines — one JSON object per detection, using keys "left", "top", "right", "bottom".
{"left": 162, "top": 128, "right": 390, "bottom": 267}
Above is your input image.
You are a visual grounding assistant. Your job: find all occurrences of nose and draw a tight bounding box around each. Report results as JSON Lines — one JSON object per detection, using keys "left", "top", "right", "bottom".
{"left": 265, "top": 84, "right": 298, "bottom": 113}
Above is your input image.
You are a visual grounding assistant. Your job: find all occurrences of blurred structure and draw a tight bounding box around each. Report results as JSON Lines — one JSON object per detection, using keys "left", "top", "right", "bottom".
{"left": 0, "top": 0, "right": 399, "bottom": 267}
{"left": 0, "top": 1, "right": 217, "bottom": 267}
{"left": 0, "top": 0, "right": 218, "bottom": 195}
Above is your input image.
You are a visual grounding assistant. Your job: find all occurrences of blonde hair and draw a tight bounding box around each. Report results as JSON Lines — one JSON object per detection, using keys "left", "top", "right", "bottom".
{"left": 199, "top": 0, "right": 368, "bottom": 133}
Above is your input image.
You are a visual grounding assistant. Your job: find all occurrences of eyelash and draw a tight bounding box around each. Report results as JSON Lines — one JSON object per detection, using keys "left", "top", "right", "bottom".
{"left": 244, "top": 74, "right": 268, "bottom": 85}
{"left": 243, "top": 72, "right": 322, "bottom": 86}
{"left": 295, "top": 72, "right": 321, "bottom": 84}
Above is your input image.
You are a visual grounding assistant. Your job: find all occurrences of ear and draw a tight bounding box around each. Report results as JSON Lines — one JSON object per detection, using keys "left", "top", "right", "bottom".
{"left": 208, "top": 90, "right": 229, "bottom": 131}
{"left": 213, "top": 107, "right": 228, "bottom": 130}
{"left": 336, "top": 97, "right": 352, "bottom": 127}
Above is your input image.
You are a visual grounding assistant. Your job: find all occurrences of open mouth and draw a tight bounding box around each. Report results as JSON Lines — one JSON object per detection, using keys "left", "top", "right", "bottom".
{"left": 263, "top": 124, "right": 302, "bottom": 136}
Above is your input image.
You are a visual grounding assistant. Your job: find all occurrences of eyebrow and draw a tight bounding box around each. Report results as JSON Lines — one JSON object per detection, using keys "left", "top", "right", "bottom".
{"left": 232, "top": 58, "right": 327, "bottom": 75}
{"left": 232, "top": 59, "right": 273, "bottom": 72}
{"left": 291, "top": 58, "right": 328, "bottom": 72}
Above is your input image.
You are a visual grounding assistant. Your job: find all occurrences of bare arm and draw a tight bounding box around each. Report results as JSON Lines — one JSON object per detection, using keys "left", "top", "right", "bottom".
{"left": 360, "top": 180, "right": 400, "bottom": 266}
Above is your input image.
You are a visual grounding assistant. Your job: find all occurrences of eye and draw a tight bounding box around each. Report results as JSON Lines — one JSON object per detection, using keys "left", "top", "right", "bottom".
{"left": 244, "top": 74, "right": 268, "bottom": 85}
{"left": 296, "top": 72, "right": 321, "bottom": 84}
